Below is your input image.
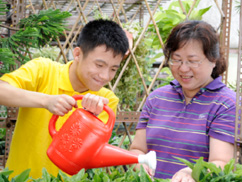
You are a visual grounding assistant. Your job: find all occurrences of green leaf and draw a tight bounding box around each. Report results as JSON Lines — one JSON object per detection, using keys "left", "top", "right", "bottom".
{"left": 38, "top": 15, "right": 49, "bottom": 22}
{"left": 191, "top": 157, "right": 206, "bottom": 181}
{"left": 103, "top": 174, "right": 110, "bottom": 182}
{"left": 0, "top": 0, "right": 7, "bottom": 16}
{"left": 71, "top": 169, "right": 88, "bottom": 181}
{"left": 190, "top": 6, "right": 212, "bottom": 20}
{"left": 174, "top": 156, "right": 194, "bottom": 170}
{"left": 235, "top": 163, "right": 242, "bottom": 170}
{"left": 0, "top": 176, "right": 5, "bottom": 182}
{"left": 139, "top": 165, "right": 153, "bottom": 182}
{"left": 199, "top": 171, "right": 213, "bottom": 182}
{"left": 57, "top": 170, "right": 70, "bottom": 182}
{"left": 223, "top": 158, "right": 235, "bottom": 175}
{"left": 41, "top": 168, "right": 51, "bottom": 182}
{"left": 12, "top": 169, "right": 31, "bottom": 182}
{"left": 203, "top": 161, "right": 222, "bottom": 176}
{"left": 93, "top": 173, "right": 101, "bottom": 182}
{"left": 234, "top": 169, "right": 242, "bottom": 176}
{"left": 0, "top": 168, "right": 14, "bottom": 179}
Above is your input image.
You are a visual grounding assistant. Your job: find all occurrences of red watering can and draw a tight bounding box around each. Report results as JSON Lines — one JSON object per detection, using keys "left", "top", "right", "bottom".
{"left": 47, "top": 95, "right": 156, "bottom": 175}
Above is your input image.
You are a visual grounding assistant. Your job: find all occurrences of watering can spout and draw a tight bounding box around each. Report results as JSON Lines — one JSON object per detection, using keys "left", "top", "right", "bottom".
{"left": 89, "top": 144, "right": 157, "bottom": 171}
{"left": 138, "top": 150, "right": 157, "bottom": 172}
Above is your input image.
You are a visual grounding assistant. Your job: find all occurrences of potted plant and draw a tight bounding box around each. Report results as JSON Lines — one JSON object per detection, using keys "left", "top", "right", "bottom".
{"left": 0, "top": 1, "right": 72, "bottom": 74}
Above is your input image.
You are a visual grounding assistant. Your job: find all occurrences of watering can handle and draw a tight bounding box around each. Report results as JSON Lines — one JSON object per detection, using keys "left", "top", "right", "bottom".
{"left": 49, "top": 95, "right": 115, "bottom": 138}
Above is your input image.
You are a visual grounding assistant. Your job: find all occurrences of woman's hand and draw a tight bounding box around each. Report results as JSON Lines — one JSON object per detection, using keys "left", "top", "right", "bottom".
{"left": 171, "top": 167, "right": 195, "bottom": 182}
{"left": 134, "top": 163, "right": 154, "bottom": 177}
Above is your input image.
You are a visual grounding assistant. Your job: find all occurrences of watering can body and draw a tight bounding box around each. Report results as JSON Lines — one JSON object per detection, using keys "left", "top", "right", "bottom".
{"left": 47, "top": 95, "right": 156, "bottom": 175}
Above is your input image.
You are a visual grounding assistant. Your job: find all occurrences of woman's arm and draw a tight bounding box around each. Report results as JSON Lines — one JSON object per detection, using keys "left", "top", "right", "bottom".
{"left": 130, "top": 129, "right": 154, "bottom": 175}
{"left": 130, "top": 129, "right": 148, "bottom": 154}
{"left": 208, "top": 136, "right": 234, "bottom": 167}
{"left": 171, "top": 137, "right": 234, "bottom": 182}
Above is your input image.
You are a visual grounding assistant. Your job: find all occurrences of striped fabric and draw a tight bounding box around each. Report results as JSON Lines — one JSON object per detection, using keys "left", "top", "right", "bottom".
{"left": 136, "top": 76, "right": 236, "bottom": 179}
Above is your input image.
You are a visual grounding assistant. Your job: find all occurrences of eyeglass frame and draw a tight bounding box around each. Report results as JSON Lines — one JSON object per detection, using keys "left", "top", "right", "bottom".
{"left": 168, "top": 57, "right": 207, "bottom": 68}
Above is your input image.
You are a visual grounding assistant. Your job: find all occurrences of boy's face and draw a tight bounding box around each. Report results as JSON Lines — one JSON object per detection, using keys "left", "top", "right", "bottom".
{"left": 72, "top": 45, "right": 123, "bottom": 92}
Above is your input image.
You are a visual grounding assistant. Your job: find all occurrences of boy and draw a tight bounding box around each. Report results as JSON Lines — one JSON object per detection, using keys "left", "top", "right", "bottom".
{"left": 0, "top": 19, "right": 129, "bottom": 178}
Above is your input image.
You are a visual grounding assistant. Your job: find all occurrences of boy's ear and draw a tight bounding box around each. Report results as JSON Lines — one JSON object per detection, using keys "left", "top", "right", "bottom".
{"left": 73, "top": 47, "right": 83, "bottom": 61}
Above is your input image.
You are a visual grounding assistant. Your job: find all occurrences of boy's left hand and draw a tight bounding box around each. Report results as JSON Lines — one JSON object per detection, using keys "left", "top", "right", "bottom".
{"left": 81, "top": 93, "right": 109, "bottom": 116}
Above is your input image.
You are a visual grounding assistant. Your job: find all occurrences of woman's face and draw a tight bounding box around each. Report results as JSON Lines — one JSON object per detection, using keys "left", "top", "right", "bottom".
{"left": 169, "top": 40, "right": 215, "bottom": 97}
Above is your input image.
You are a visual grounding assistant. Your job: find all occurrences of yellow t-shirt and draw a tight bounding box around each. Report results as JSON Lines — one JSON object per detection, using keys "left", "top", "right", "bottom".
{"left": 0, "top": 57, "right": 118, "bottom": 179}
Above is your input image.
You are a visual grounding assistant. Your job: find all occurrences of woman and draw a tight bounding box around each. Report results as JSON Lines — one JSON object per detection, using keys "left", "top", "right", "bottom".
{"left": 130, "top": 20, "right": 235, "bottom": 181}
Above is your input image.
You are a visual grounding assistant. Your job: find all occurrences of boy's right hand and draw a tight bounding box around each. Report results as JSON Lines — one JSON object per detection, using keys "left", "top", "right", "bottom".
{"left": 81, "top": 93, "right": 109, "bottom": 116}
{"left": 45, "top": 94, "right": 109, "bottom": 116}
{"left": 46, "top": 94, "right": 77, "bottom": 116}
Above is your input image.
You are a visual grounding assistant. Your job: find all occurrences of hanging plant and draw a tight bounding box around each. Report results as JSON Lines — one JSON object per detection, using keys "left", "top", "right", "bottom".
{"left": 94, "top": 11, "right": 155, "bottom": 111}
{"left": 0, "top": 7, "right": 72, "bottom": 74}
{"left": 111, "top": 22, "right": 155, "bottom": 111}
{"left": 148, "top": 0, "right": 211, "bottom": 51}
{"left": 30, "top": 45, "right": 64, "bottom": 63}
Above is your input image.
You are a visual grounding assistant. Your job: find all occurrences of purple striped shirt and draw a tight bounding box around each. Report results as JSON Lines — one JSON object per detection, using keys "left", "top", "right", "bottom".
{"left": 136, "top": 76, "right": 236, "bottom": 179}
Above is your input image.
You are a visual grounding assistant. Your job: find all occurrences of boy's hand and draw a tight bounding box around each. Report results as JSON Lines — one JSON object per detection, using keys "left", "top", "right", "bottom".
{"left": 81, "top": 93, "right": 109, "bottom": 115}
{"left": 46, "top": 94, "right": 77, "bottom": 116}
{"left": 45, "top": 94, "right": 108, "bottom": 116}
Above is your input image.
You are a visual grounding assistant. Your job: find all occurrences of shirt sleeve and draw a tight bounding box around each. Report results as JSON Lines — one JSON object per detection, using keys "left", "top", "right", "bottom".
{"left": 136, "top": 93, "right": 153, "bottom": 129}
{"left": 208, "top": 101, "right": 236, "bottom": 144}
{"left": 0, "top": 58, "right": 49, "bottom": 91}
{"left": 97, "top": 89, "right": 119, "bottom": 124}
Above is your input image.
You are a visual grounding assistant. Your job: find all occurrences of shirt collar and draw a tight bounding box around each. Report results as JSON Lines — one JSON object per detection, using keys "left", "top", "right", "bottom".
{"left": 205, "top": 76, "right": 225, "bottom": 90}
{"left": 59, "top": 61, "right": 74, "bottom": 92}
{"left": 170, "top": 76, "right": 225, "bottom": 91}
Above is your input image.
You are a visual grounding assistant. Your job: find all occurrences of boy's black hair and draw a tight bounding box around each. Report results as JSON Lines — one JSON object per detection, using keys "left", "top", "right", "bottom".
{"left": 77, "top": 19, "right": 129, "bottom": 58}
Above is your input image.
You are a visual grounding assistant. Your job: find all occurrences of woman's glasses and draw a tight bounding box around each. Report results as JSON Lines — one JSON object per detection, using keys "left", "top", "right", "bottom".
{"left": 169, "top": 57, "right": 206, "bottom": 68}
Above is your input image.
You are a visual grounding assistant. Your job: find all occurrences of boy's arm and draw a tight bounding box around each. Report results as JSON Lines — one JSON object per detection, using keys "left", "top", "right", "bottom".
{"left": 0, "top": 80, "right": 77, "bottom": 116}
{"left": 0, "top": 80, "right": 108, "bottom": 116}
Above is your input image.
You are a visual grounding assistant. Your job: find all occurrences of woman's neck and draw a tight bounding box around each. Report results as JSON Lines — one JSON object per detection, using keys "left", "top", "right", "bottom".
{"left": 183, "top": 90, "right": 195, "bottom": 104}
{"left": 183, "top": 90, "right": 195, "bottom": 99}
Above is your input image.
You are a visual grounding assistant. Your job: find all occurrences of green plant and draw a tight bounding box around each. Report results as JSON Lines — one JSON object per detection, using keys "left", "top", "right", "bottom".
{"left": 109, "top": 131, "right": 134, "bottom": 149}
{"left": 2, "top": 156, "right": 241, "bottom": 181}
{"left": 19, "top": 9, "right": 71, "bottom": 48}
{"left": 235, "top": 0, "right": 241, "bottom": 13}
{"left": 151, "top": 67, "right": 174, "bottom": 90}
{"left": 0, "top": 8, "right": 71, "bottom": 74}
{"left": 94, "top": 12, "right": 155, "bottom": 111}
{"left": 228, "top": 81, "right": 237, "bottom": 92}
{"left": 0, "top": 0, "right": 7, "bottom": 15}
{"left": 106, "top": 0, "right": 211, "bottom": 111}
{"left": 148, "top": 0, "right": 211, "bottom": 50}
{"left": 0, "top": 127, "right": 5, "bottom": 155}
{"left": 111, "top": 22, "right": 154, "bottom": 111}
{"left": 0, "top": 0, "right": 17, "bottom": 74}
{"left": 30, "top": 45, "right": 64, "bottom": 63}
{"left": 176, "top": 156, "right": 242, "bottom": 182}
{"left": 0, "top": 166, "right": 171, "bottom": 182}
